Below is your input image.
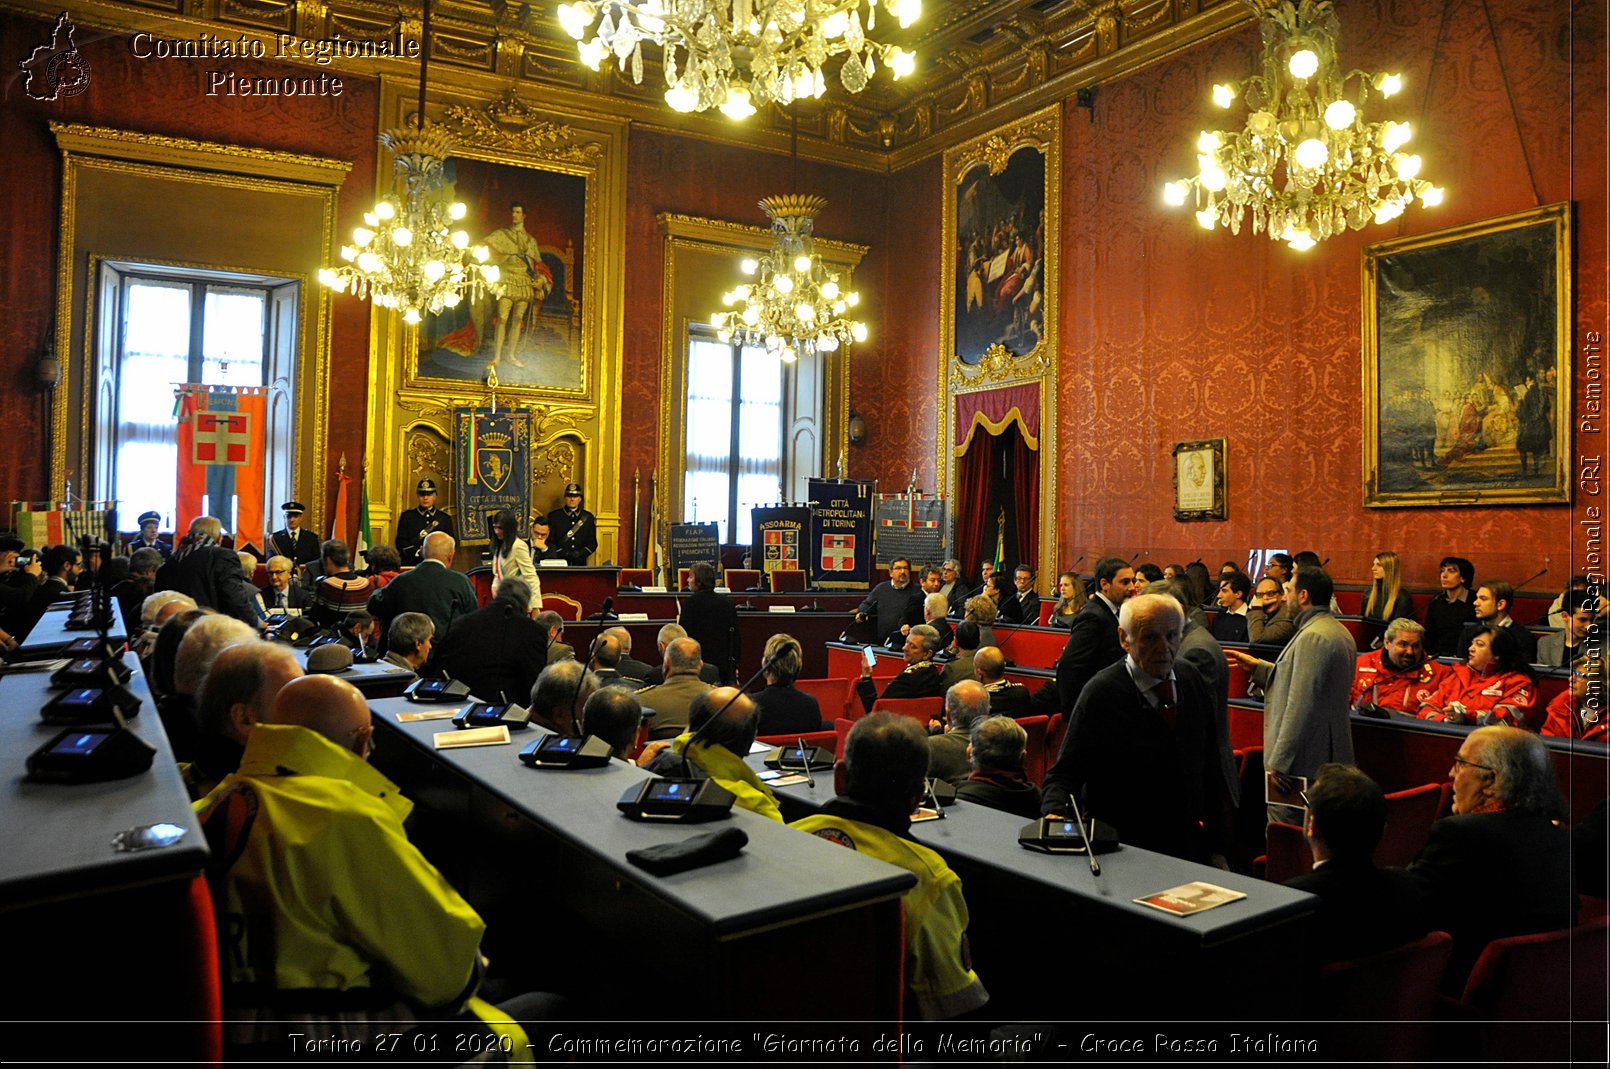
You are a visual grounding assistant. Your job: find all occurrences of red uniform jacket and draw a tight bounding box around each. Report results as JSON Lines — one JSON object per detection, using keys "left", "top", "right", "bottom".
{"left": 1416, "top": 664, "right": 1537, "bottom": 728}
{"left": 1349, "top": 651, "right": 1447, "bottom": 713}
{"left": 1540, "top": 689, "right": 1608, "bottom": 743}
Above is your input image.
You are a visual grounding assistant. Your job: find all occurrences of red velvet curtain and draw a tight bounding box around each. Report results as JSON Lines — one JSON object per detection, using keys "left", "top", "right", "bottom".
{"left": 954, "top": 421, "right": 1039, "bottom": 578}
{"left": 1008, "top": 423, "right": 1038, "bottom": 571}
{"left": 955, "top": 438, "right": 993, "bottom": 580}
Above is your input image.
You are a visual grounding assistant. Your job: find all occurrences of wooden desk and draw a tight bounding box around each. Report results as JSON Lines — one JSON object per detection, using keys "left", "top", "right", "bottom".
{"left": 367, "top": 696, "right": 911, "bottom": 1020}
{"left": 749, "top": 751, "right": 1316, "bottom": 1019}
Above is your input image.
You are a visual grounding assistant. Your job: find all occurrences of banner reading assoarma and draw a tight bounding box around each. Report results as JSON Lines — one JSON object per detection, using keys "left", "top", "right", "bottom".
{"left": 807, "top": 479, "right": 873, "bottom": 589}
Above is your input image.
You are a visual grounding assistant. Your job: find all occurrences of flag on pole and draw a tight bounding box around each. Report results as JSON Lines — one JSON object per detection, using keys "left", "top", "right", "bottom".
{"left": 992, "top": 508, "right": 1006, "bottom": 575}
{"left": 175, "top": 385, "right": 265, "bottom": 546}
{"left": 330, "top": 454, "right": 351, "bottom": 546}
{"left": 355, "top": 471, "right": 372, "bottom": 570}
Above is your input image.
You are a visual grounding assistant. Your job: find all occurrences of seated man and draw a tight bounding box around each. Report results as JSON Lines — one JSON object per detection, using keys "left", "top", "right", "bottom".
{"left": 581, "top": 686, "right": 645, "bottom": 761}
{"left": 1284, "top": 763, "right": 1429, "bottom": 966}
{"left": 587, "top": 634, "right": 638, "bottom": 690}
{"left": 197, "top": 674, "right": 530, "bottom": 1056}
{"left": 308, "top": 539, "right": 373, "bottom": 629}
{"left": 1247, "top": 574, "right": 1296, "bottom": 650}
{"left": 533, "top": 610, "right": 576, "bottom": 665}
{"left": 638, "top": 622, "right": 719, "bottom": 686}
{"left": 1536, "top": 592, "right": 1599, "bottom": 668}
{"left": 635, "top": 637, "right": 713, "bottom": 740}
{"left": 954, "top": 715, "right": 1042, "bottom": 819}
{"left": 974, "top": 645, "right": 1032, "bottom": 716}
{"left": 1455, "top": 579, "right": 1539, "bottom": 665}
{"left": 928, "top": 680, "right": 990, "bottom": 786}
{"left": 855, "top": 624, "right": 948, "bottom": 713}
{"left": 995, "top": 565, "right": 1041, "bottom": 625}
{"left": 1541, "top": 655, "right": 1608, "bottom": 742}
{"left": 259, "top": 555, "right": 308, "bottom": 615}
{"left": 528, "top": 659, "right": 600, "bottom": 736}
{"left": 791, "top": 713, "right": 989, "bottom": 1020}
{"left": 383, "top": 612, "right": 434, "bottom": 675}
{"left": 1409, "top": 726, "right": 1578, "bottom": 989}
{"left": 433, "top": 578, "right": 549, "bottom": 704}
{"left": 605, "top": 625, "right": 656, "bottom": 683}
{"left": 941, "top": 620, "right": 982, "bottom": 689}
{"left": 1349, "top": 618, "right": 1447, "bottom": 715}
{"left": 1424, "top": 555, "right": 1477, "bottom": 657}
{"left": 189, "top": 640, "right": 303, "bottom": 801}
{"left": 1209, "top": 573, "right": 1251, "bottom": 645}
{"left": 902, "top": 592, "right": 954, "bottom": 651}
{"left": 167, "top": 614, "right": 259, "bottom": 763}
{"left": 643, "top": 686, "right": 783, "bottom": 821}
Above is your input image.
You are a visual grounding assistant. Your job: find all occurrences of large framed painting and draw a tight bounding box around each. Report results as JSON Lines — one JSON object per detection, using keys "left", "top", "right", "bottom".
{"left": 942, "top": 107, "right": 1059, "bottom": 375}
{"left": 408, "top": 155, "right": 591, "bottom": 394}
{"left": 1363, "top": 202, "right": 1572, "bottom": 507}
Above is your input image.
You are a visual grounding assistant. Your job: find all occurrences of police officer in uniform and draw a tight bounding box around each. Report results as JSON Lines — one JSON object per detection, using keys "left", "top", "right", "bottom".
{"left": 270, "top": 501, "right": 321, "bottom": 570}
{"left": 131, "top": 510, "right": 171, "bottom": 559}
{"left": 395, "top": 478, "right": 455, "bottom": 567}
{"left": 546, "top": 482, "right": 597, "bottom": 566}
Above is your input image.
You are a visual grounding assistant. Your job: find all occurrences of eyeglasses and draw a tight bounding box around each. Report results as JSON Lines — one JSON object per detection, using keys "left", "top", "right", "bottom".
{"left": 1255, "top": 589, "right": 1282, "bottom": 598}
{"left": 1451, "top": 754, "right": 1493, "bottom": 774}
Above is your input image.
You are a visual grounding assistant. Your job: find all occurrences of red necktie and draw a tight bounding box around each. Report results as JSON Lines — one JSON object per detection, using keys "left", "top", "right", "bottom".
{"left": 1155, "top": 679, "right": 1177, "bottom": 729}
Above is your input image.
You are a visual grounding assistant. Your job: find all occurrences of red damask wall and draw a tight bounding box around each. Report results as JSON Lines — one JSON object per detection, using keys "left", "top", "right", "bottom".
{"left": 0, "top": 12, "right": 378, "bottom": 524}
{"left": 849, "top": 0, "right": 1605, "bottom": 589}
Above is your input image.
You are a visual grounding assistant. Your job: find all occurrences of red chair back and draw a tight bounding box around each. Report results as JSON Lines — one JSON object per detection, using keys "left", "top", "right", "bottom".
{"left": 1461, "top": 915, "right": 1610, "bottom": 1022}
{"left": 725, "top": 568, "right": 761, "bottom": 591}
{"left": 1373, "top": 782, "right": 1443, "bottom": 867}
{"left": 871, "top": 697, "right": 942, "bottom": 729}
{"left": 467, "top": 565, "right": 494, "bottom": 607}
{"left": 619, "top": 568, "right": 652, "bottom": 587}
{"left": 795, "top": 677, "right": 856, "bottom": 722}
{"left": 769, "top": 568, "right": 807, "bottom": 592}
{"left": 1316, "top": 931, "right": 1451, "bottom": 1059}
{"left": 1043, "top": 712, "right": 1066, "bottom": 769}
{"left": 1227, "top": 704, "right": 1263, "bottom": 751}
{"left": 1261, "top": 820, "right": 1309, "bottom": 883}
{"left": 1015, "top": 715, "right": 1050, "bottom": 785}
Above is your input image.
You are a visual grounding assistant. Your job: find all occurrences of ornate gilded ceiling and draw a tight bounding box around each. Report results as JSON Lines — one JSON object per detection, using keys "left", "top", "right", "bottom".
{"left": 8, "top": 0, "right": 1254, "bottom": 170}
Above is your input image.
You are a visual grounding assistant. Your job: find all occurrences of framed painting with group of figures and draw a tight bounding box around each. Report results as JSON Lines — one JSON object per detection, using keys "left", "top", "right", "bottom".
{"left": 410, "top": 156, "right": 589, "bottom": 392}
{"left": 1363, "top": 202, "right": 1572, "bottom": 508}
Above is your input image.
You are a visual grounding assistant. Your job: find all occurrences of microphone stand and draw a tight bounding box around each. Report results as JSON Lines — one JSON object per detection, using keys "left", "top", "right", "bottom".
{"left": 1067, "top": 792, "right": 1101, "bottom": 877}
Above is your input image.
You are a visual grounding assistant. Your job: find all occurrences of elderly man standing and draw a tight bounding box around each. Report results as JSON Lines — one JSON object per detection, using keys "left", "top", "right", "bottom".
{"left": 368, "top": 532, "right": 476, "bottom": 647}
{"left": 855, "top": 557, "right": 924, "bottom": 645}
{"left": 1410, "top": 726, "right": 1578, "bottom": 988}
{"left": 1042, "top": 593, "right": 1230, "bottom": 864}
{"left": 1228, "top": 566, "right": 1356, "bottom": 825}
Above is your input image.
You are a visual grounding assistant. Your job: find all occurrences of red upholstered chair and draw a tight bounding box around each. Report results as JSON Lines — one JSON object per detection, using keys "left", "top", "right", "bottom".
{"left": 834, "top": 717, "right": 855, "bottom": 758}
{"left": 1453, "top": 916, "right": 1610, "bottom": 1062}
{"left": 1225, "top": 658, "right": 1253, "bottom": 699}
{"left": 755, "top": 729, "right": 839, "bottom": 753}
{"left": 795, "top": 677, "right": 856, "bottom": 723}
{"left": 1255, "top": 820, "right": 1308, "bottom": 883}
{"left": 541, "top": 593, "right": 583, "bottom": 620}
{"left": 1043, "top": 712, "right": 1066, "bottom": 769}
{"left": 1227, "top": 704, "right": 1263, "bottom": 751}
{"left": 251, "top": 564, "right": 269, "bottom": 590}
{"left": 677, "top": 567, "right": 692, "bottom": 591}
{"left": 1581, "top": 895, "right": 1610, "bottom": 921}
{"left": 1315, "top": 931, "right": 1452, "bottom": 1059}
{"left": 618, "top": 568, "right": 652, "bottom": 587}
{"left": 183, "top": 875, "right": 225, "bottom": 1062}
{"left": 1373, "top": 782, "right": 1444, "bottom": 868}
{"left": 769, "top": 568, "right": 807, "bottom": 592}
{"left": 725, "top": 568, "right": 761, "bottom": 591}
{"left": 1015, "top": 715, "right": 1050, "bottom": 785}
{"left": 871, "top": 697, "right": 943, "bottom": 729}
{"left": 467, "top": 565, "right": 494, "bottom": 607}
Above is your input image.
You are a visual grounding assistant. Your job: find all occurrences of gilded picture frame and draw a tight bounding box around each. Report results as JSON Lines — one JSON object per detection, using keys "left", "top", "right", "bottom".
{"left": 1172, "top": 438, "right": 1227, "bottom": 522}
{"left": 1362, "top": 202, "right": 1572, "bottom": 508}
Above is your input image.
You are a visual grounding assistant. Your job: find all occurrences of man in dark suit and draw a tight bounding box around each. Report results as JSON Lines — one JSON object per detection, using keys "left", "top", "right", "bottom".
{"left": 1041, "top": 593, "right": 1230, "bottom": 864}
{"left": 1285, "top": 764, "right": 1430, "bottom": 966}
{"left": 996, "top": 565, "right": 1041, "bottom": 625}
{"left": 679, "top": 561, "right": 739, "bottom": 685}
{"left": 1454, "top": 579, "right": 1539, "bottom": 666}
{"left": 269, "top": 501, "right": 320, "bottom": 570}
{"left": 855, "top": 557, "right": 924, "bottom": 645}
{"left": 261, "top": 555, "right": 311, "bottom": 614}
{"left": 855, "top": 624, "right": 948, "bottom": 713}
{"left": 155, "top": 516, "right": 258, "bottom": 628}
{"left": 8, "top": 543, "right": 80, "bottom": 642}
{"left": 1209, "top": 573, "right": 1251, "bottom": 644}
{"left": 1409, "top": 726, "right": 1578, "bottom": 989}
{"left": 1152, "top": 578, "right": 1240, "bottom": 811}
{"left": 604, "top": 626, "right": 656, "bottom": 683}
{"left": 1053, "top": 556, "right": 1135, "bottom": 712}
{"left": 974, "top": 645, "right": 1033, "bottom": 717}
{"left": 367, "top": 532, "right": 476, "bottom": 648}
{"left": 433, "top": 578, "right": 548, "bottom": 704}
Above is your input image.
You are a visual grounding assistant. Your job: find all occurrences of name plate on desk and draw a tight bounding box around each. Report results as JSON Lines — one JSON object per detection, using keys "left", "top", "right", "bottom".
{"left": 538, "top": 559, "right": 569, "bottom": 567}
{"left": 640, "top": 586, "right": 668, "bottom": 593}
{"left": 618, "top": 612, "right": 651, "bottom": 621}
{"left": 767, "top": 605, "right": 797, "bottom": 613}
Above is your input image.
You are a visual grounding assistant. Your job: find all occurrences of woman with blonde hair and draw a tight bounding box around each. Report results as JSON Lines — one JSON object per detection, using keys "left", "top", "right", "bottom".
{"left": 1363, "top": 550, "right": 1414, "bottom": 625}
{"left": 1047, "top": 571, "right": 1086, "bottom": 629}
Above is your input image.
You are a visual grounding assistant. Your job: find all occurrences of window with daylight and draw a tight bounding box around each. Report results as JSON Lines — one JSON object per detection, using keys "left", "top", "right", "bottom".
{"left": 92, "top": 262, "right": 298, "bottom": 532}
{"left": 683, "top": 330, "right": 786, "bottom": 543}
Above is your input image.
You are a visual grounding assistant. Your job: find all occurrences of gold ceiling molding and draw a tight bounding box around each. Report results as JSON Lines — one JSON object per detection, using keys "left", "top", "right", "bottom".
{"left": 949, "top": 343, "right": 1052, "bottom": 390}
{"left": 49, "top": 123, "right": 351, "bottom": 185}
{"left": 439, "top": 92, "right": 605, "bottom": 161}
{"left": 10, "top": 0, "right": 1254, "bottom": 170}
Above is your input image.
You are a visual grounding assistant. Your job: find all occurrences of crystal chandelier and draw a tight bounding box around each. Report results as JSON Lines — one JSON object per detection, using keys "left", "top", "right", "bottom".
{"left": 712, "top": 195, "right": 865, "bottom": 362}
{"left": 1161, "top": 0, "right": 1445, "bottom": 250}
{"left": 555, "top": 0, "right": 920, "bottom": 118}
{"left": 318, "top": 0, "right": 500, "bottom": 322}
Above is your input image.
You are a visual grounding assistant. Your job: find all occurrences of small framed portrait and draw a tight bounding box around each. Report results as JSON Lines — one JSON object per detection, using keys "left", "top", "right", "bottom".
{"left": 1173, "top": 438, "right": 1227, "bottom": 522}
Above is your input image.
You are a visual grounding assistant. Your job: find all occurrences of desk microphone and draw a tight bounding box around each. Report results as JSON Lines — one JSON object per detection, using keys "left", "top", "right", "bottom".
{"left": 590, "top": 596, "right": 616, "bottom": 623}
{"left": 1515, "top": 565, "right": 1549, "bottom": 591}
{"left": 1068, "top": 792, "right": 1101, "bottom": 877}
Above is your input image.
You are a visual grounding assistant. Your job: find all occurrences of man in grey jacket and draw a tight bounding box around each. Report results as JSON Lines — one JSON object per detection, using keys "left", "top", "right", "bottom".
{"left": 1228, "top": 567, "right": 1356, "bottom": 825}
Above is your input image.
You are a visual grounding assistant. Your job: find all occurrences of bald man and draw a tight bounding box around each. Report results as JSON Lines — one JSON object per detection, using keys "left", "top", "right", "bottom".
{"left": 643, "top": 686, "right": 782, "bottom": 821}
{"left": 973, "top": 645, "right": 1033, "bottom": 717}
{"left": 198, "top": 673, "right": 524, "bottom": 1056}
{"left": 635, "top": 636, "right": 714, "bottom": 740}
{"left": 188, "top": 640, "right": 302, "bottom": 801}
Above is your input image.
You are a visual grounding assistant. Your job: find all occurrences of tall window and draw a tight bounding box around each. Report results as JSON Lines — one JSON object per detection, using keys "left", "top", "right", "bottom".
{"left": 683, "top": 329, "right": 784, "bottom": 543}
{"left": 99, "top": 265, "right": 292, "bottom": 531}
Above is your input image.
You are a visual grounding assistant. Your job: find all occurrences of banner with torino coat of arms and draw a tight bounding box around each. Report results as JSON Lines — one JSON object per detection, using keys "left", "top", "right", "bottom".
{"left": 807, "top": 479, "right": 873, "bottom": 589}
{"left": 455, "top": 407, "right": 530, "bottom": 545}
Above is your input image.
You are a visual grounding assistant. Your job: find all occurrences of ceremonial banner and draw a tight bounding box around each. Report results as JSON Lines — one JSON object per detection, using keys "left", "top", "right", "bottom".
{"left": 669, "top": 522, "right": 720, "bottom": 580}
{"left": 808, "top": 479, "right": 873, "bottom": 589}
{"left": 175, "top": 384, "right": 266, "bottom": 545}
{"left": 14, "top": 503, "right": 113, "bottom": 548}
{"left": 751, "top": 506, "right": 809, "bottom": 586}
{"left": 455, "top": 408, "right": 531, "bottom": 544}
{"left": 875, "top": 492, "right": 946, "bottom": 567}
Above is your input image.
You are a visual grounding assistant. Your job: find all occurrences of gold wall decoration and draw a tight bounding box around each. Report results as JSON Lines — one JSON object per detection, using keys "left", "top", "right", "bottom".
{"left": 49, "top": 122, "right": 344, "bottom": 534}
{"left": 938, "top": 105, "right": 1061, "bottom": 587}
{"left": 368, "top": 81, "right": 627, "bottom": 566}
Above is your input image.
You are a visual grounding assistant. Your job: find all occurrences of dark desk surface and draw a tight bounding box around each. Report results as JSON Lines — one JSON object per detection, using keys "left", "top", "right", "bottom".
{"left": 0, "top": 654, "right": 207, "bottom": 911}
{"left": 368, "top": 696, "right": 914, "bottom": 937}
{"left": 18, "top": 602, "right": 128, "bottom": 656}
{"left": 291, "top": 650, "right": 419, "bottom": 696}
